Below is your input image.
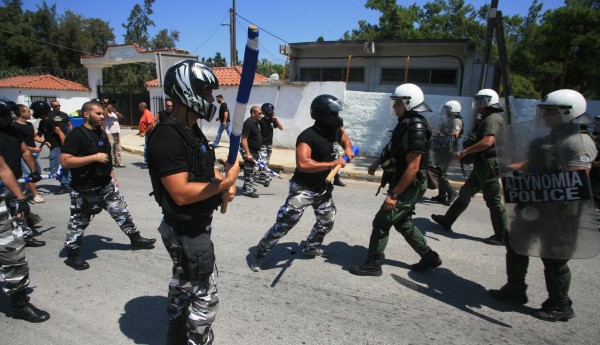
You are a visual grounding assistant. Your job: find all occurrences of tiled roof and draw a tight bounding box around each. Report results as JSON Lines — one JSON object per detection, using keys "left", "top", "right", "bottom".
{"left": 81, "top": 43, "right": 190, "bottom": 58}
{"left": 0, "top": 75, "right": 90, "bottom": 91}
{"left": 145, "top": 66, "right": 270, "bottom": 87}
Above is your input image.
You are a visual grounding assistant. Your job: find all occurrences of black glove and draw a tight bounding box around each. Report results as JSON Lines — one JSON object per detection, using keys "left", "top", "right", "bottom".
{"left": 28, "top": 171, "right": 42, "bottom": 183}
{"left": 15, "top": 199, "right": 30, "bottom": 217}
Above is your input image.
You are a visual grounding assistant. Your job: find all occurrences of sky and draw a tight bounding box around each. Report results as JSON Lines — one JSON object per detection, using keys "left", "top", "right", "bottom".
{"left": 21, "top": 0, "right": 567, "bottom": 65}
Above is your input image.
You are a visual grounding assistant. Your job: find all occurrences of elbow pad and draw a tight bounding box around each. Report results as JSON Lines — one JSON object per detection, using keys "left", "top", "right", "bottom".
{"left": 407, "top": 119, "right": 432, "bottom": 153}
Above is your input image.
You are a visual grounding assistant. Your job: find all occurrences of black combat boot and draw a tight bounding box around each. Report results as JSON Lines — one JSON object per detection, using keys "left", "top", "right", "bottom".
{"left": 129, "top": 232, "right": 156, "bottom": 250}
{"left": 65, "top": 247, "right": 90, "bottom": 270}
{"left": 166, "top": 315, "right": 188, "bottom": 345}
{"left": 410, "top": 250, "right": 442, "bottom": 272}
{"left": 488, "top": 283, "right": 528, "bottom": 304}
{"left": 532, "top": 298, "right": 575, "bottom": 322}
{"left": 349, "top": 260, "right": 383, "bottom": 276}
{"left": 431, "top": 214, "right": 453, "bottom": 232}
{"left": 24, "top": 236, "right": 46, "bottom": 247}
{"left": 333, "top": 174, "right": 346, "bottom": 187}
{"left": 11, "top": 290, "right": 50, "bottom": 323}
{"left": 430, "top": 194, "right": 447, "bottom": 204}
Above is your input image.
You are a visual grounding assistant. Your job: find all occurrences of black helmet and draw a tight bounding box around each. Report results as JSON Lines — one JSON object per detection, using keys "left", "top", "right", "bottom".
{"left": 163, "top": 59, "right": 219, "bottom": 121}
{"left": 31, "top": 100, "right": 51, "bottom": 119}
{"left": 310, "top": 94, "right": 344, "bottom": 129}
{"left": 0, "top": 100, "right": 18, "bottom": 115}
{"left": 261, "top": 103, "right": 274, "bottom": 117}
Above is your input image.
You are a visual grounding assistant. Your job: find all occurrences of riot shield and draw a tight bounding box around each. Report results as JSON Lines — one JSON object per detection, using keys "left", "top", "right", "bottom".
{"left": 430, "top": 111, "right": 458, "bottom": 171}
{"left": 496, "top": 120, "right": 600, "bottom": 259}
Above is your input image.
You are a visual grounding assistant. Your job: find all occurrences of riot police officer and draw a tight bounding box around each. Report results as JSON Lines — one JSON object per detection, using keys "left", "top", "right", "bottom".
{"left": 147, "top": 60, "right": 239, "bottom": 345}
{"left": 430, "top": 100, "right": 463, "bottom": 205}
{"left": 350, "top": 83, "right": 442, "bottom": 276}
{"left": 431, "top": 89, "right": 508, "bottom": 245}
{"left": 489, "top": 89, "right": 598, "bottom": 322}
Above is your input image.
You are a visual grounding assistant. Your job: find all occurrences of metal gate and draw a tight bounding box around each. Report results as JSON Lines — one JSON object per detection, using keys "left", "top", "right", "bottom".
{"left": 97, "top": 85, "right": 150, "bottom": 127}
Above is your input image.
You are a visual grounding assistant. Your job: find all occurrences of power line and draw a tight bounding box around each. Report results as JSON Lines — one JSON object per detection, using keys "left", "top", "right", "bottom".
{"left": 0, "top": 28, "right": 94, "bottom": 56}
{"left": 235, "top": 13, "right": 290, "bottom": 45}
{"left": 191, "top": 11, "right": 230, "bottom": 55}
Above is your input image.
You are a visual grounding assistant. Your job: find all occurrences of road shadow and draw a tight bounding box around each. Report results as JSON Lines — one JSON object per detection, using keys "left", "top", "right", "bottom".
{"left": 57, "top": 234, "right": 134, "bottom": 261}
{"left": 391, "top": 267, "right": 536, "bottom": 327}
{"left": 415, "top": 216, "right": 484, "bottom": 243}
{"left": 322, "top": 240, "right": 412, "bottom": 271}
{"left": 119, "top": 295, "right": 168, "bottom": 345}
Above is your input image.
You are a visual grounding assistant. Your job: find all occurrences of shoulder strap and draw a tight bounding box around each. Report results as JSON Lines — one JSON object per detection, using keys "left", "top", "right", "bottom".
{"left": 150, "top": 118, "right": 199, "bottom": 149}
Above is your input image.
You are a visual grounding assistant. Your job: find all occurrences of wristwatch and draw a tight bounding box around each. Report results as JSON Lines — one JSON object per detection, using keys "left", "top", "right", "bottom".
{"left": 389, "top": 192, "right": 400, "bottom": 200}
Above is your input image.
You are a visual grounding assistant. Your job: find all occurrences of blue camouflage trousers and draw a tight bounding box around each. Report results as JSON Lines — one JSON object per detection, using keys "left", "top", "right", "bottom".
{"left": 0, "top": 205, "right": 29, "bottom": 295}
{"left": 256, "top": 181, "right": 336, "bottom": 256}
{"left": 242, "top": 155, "right": 259, "bottom": 194}
{"left": 158, "top": 218, "right": 218, "bottom": 345}
{"left": 7, "top": 198, "right": 34, "bottom": 239}
{"left": 256, "top": 145, "right": 273, "bottom": 185}
{"left": 64, "top": 180, "right": 138, "bottom": 249}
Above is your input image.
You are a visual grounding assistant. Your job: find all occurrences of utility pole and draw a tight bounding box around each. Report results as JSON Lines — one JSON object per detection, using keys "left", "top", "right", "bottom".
{"left": 229, "top": 0, "right": 237, "bottom": 66}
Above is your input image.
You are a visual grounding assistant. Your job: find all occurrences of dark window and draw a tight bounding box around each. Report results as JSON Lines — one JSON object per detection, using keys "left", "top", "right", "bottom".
{"left": 380, "top": 68, "right": 457, "bottom": 86}
{"left": 300, "top": 67, "right": 364, "bottom": 82}
{"left": 381, "top": 68, "right": 404, "bottom": 84}
{"left": 431, "top": 69, "right": 457, "bottom": 85}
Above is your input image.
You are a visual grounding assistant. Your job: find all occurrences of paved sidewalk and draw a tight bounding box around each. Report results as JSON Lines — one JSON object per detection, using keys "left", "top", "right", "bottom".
{"left": 119, "top": 126, "right": 466, "bottom": 186}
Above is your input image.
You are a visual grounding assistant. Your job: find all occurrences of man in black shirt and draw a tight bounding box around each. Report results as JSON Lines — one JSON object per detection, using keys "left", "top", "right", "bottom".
{"left": 60, "top": 101, "right": 156, "bottom": 271}
{"left": 256, "top": 103, "right": 284, "bottom": 187}
{"left": 32, "top": 101, "right": 71, "bottom": 195}
{"left": 212, "top": 95, "right": 231, "bottom": 147}
{"left": 1, "top": 102, "right": 45, "bottom": 247}
{"left": 240, "top": 106, "right": 263, "bottom": 198}
{"left": 14, "top": 104, "right": 46, "bottom": 203}
{"left": 250, "top": 94, "right": 351, "bottom": 272}
{"left": 148, "top": 60, "right": 239, "bottom": 345}
{"left": 156, "top": 98, "right": 174, "bottom": 124}
{"left": 50, "top": 100, "right": 73, "bottom": 135}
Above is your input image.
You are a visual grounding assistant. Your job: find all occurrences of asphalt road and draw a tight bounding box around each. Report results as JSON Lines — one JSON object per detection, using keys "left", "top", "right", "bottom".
{"left": 2, "top": 151, "right": 599, "bottom": 345}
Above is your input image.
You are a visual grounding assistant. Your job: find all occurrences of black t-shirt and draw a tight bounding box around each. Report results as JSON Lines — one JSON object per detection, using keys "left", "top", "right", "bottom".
{"left": 148, "top": 121, "right": 219, "bottom": 226}
{"left": 242, "top": 118, "right": 262, "bottom": 153}
{"left": 259, "top": 117, "right": 279, "bottom": 145}
{"left": 13, "top": 121, "right": 36, "bottom": 147}
{"left": 157, "top": 110, "right": 172, "bottom": 123}
{"left": 218, "top": 102, "right": 230, "bottom": 123}
{"left": 0, "top": 126, "right": 24, "bottom": 177}
{"left": 37, "top": 117, "right": 62, "bottom": 148}
{"left": 51, "top": 111, "right": 71, "bottom": 134}
{"left": 62, "top": 126, "right": 112, "bottom": 190}
{"left": 292, "top": 125, "right": 342, "bottom": 189}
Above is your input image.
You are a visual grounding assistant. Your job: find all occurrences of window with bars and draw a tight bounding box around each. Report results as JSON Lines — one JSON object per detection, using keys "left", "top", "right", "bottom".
{"left": 299, "top": 67, "right": 365, "bottom": 82}
{"left": 380, "top": 68, "right": 457, "bottom": 86}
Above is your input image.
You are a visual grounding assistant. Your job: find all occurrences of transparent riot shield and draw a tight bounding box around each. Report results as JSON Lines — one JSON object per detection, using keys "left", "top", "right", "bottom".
{"left": 496, "top": 120, "right": 600, "bottom": 259}
{"left": 430, "top": 112, "right": 458, "bottom": 171}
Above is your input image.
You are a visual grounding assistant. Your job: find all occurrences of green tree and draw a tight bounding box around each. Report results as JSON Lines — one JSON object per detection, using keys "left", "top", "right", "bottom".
{"left": 151, "top": 28, "right": 180, "bottom": 50}
{"left": 122, "top": 0, "right": 155, "bottom": 49}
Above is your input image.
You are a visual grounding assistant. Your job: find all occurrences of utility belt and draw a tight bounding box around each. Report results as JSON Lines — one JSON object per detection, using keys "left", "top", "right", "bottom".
{"left": 164, "top": 213, "right": 213, "bottom": 235}
{"left": 75, "top": 185, "right": 104, "bottom": 215}
{"left": 377, "top": 169, "right": 426, "bottom": 196}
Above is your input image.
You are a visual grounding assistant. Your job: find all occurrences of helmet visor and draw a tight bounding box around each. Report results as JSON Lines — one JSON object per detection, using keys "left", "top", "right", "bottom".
{"left": 536, "top": 105, "right": 572, "bottom": 127}
{"left": 475, "top": 95, "right": 492, "bottom": 108}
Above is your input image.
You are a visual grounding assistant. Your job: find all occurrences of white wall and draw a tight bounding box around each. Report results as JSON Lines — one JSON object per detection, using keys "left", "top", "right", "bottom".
{"left": 150, "top": 82, "right": 600, "bottom": 157}
{"left": 0, "top": 89, "right": 92, "bottom": 115}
